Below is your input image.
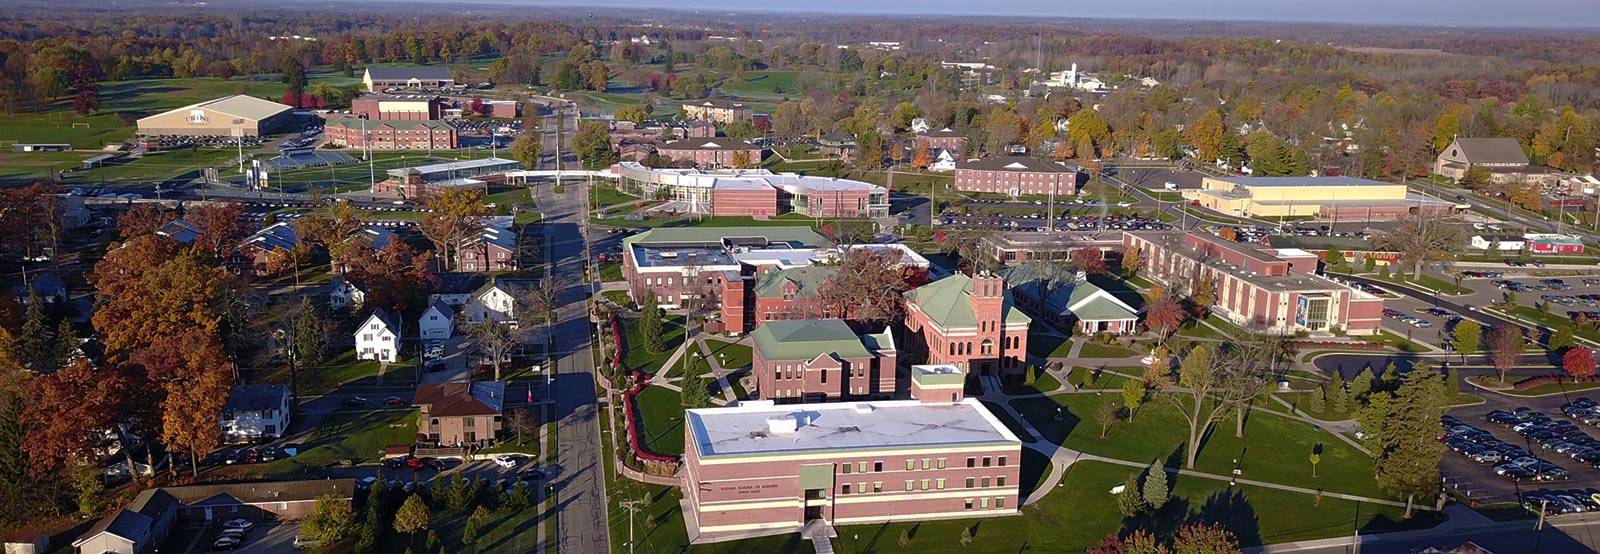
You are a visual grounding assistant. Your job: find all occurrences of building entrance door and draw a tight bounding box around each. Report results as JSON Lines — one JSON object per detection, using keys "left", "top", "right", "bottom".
{"left": 804, "top": 505, "right": 823, "bottom": 521}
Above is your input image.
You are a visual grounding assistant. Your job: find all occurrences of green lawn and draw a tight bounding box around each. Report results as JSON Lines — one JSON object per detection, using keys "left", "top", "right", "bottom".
{"left": 1500, "top": 305, "right": 1600, "bottom": 345}
{"left": 822, "top": 460, "right": 1435, "bottom": 552}
{"left": 1274, "top": 392, "right": 1359, "bottom": 421}
{"left": 716, "top": 70, "right": 801, "bottom": 99}
{"left": 622, "top": 316, "right": 686, "bottom": 374}
{"left": 601, "top": 289, "right": 632, "bottom": 308}
{"left": 1027, "top": 334, "right": 1076, "bottom": 358}
{"left": 1366, "top": 272, "right": 1472, "bottom": 295}
{"left": 255, "top": 351, "right": 418, "bottom": 395}
{"left": 598, "top": 261, "right": 623, "bottom": 282}
{"left": 1010, "top": 393, "right": 1387, "bottom": 498}
{"left": 633, "top": 386, "right": 685, "bottom": 457}
{"left": 1065, "top": 366, "right": 1139, "bottom": 390}
{"left": 1356, "top": 330, "right": 1430, "bottom": 353}
{"left": 705, "top": 339, "right": 752, "bottom": 370}
{"left": 1080, "top": 341, "right": 1139, "bottom": 358}
{"left": 214, "top": 410, "right": 416, "bottom": 479}
{"left": 980, "top": 400, "right": 1038, "bottom": 443}
{"left": 590, "top": 184, "right": 642, "bottom": 211}
{"left": 1499, "top": 380, "right": 1600, "bottom": 397}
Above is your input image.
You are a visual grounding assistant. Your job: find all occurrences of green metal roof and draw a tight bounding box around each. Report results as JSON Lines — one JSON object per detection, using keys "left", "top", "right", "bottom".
{"left": 903, "top": 274, "right": 1031, "bottom": 330}
{"left": 753, "top": 266, "right": 837, "bottom": 299}
{"left": 1013, "top": 278, "right": 1138, "bottom": 321}
{"left": 751, "top": 319, "right": 870, "bottom": 361}
{"left": 622, "top": 226, "right": 828, "bottom": 249}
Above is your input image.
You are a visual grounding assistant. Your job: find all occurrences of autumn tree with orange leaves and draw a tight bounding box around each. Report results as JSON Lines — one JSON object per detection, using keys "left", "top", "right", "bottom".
{"left": 343, "top": 241, "right": 439, "bottom": 315}
{"left": 131, "top": 329, "right": 232, "bottom": 477}
{"left": 91, "top": 242, "right": 238, "bottom": 358}
{"left": 21, "top": 359, "right": 126, "bottom": 477}
{"left": 117, "top": 203, "right": 177, "bottom": 240}
{"left": 911, "top": 143, "right": 932, "bottom": 170}
{"left": 185, "top": 202, "right": 248, "bottom": 260}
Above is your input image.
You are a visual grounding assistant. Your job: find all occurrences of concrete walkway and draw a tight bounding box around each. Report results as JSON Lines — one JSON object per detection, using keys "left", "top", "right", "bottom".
{"left": 695, "top": 338, "right": 740, "bottom": 404}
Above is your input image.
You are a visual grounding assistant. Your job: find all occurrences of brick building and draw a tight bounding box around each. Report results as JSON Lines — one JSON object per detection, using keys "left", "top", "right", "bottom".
{"left": 350, "top": 94, "right": 445, "bottom": 120}
{"left": 412, "top": 381, "right": 506, "bottom": 446}
{"left": 683, "top": 98, "right": 753, "bottom": 125}
{"left": 481, "top": 100, "right": 519, "bottom": 118}
{"left": 750, "top": 318, "right": 897, "bottom": 402}
{"left": 720, "top": 265, "right": 839, "bottom": 334}
{"left": 903, "top": 273, "right": 1031, "bottom": 376}
{"left": 458, "top": 218, "right": 518, "bottom": 272}
{"left": 657, "top": 137, "right": 764, "bottom": 168}
{"left": 681, "top": 374, "right": 1022, "bottom": 543}
{"left": 323, "top": 117, "right": 458, "bottom": 151}
{"left": 914, "top": 128, "right": 967, "bottom": 153}
{"left": 615, "top": 162, "right": 887, "bottom": 218}
{"left": 1123, "top": 230, "right": 1383, "bottom": 335}
{"left": 372, "top": 157, "right": 519, "bottom": 198}
{"left": 621, "top": 227, "right": 830, "bottom": 309}
{"left": 709, "top": 180, "right": 781, "bottom": 217}
{"left": 954, "top": 157, "right": 1077, "bottom": 197}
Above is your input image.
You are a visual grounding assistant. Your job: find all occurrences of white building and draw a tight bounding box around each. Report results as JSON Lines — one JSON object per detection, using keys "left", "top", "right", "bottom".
{"left": 356, "top": 309, "right": 401, "bottom": 362}
{"left": 464, "top": 280, "right": 523, "bottom": 326}
{"left": 419, "top": 301, "right": 455, "bottom": 342}
{"left": 929, "top": 149, "right": 957, "bottom": 172}
{"left": 1470, "top": 235, "right": 1526, "bottom": 252}
{"left": 329, "top": 275, "right": 366, "bottom": 311}
{"left": 220, "top": 384, "right": 291, "bottom": 442}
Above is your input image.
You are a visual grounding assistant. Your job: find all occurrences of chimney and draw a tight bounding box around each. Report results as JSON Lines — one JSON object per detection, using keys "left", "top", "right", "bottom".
{"left": 910, "top": 364, "right": 966, "bottom": 403}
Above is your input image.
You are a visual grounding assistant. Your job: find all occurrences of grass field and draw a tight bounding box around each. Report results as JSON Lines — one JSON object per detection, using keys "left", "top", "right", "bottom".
{"left": 633, "top": 385, "right": 685, "bottom": 457}
{"left": 705, "top": 339, "right": 752, "bottom": 370}
{"left": 716, "top": 70, "right": 800, "bottom": 99}
{"left": 622, "top": 316, "right": 686, "bottom": 374}
{"left": 214, "top": 409, "right": 416, "bottom": 480}
{"left": 1011, "top": 392, "right": 1387, "bottom": 498}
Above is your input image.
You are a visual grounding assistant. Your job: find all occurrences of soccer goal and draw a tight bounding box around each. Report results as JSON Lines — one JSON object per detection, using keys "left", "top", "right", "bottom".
{"left": 72, "top": 123, "right": 90, "bottom": 129}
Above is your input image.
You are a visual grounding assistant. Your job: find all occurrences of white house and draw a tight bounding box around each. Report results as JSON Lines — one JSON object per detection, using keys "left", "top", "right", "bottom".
{"left": 419, "top": 300, "right": 455, "bottom": 342}
{"left": 356, "top": 308, "right": 401, "bottom": 362}
{"left": 329, "top": 275, "right": 366, "bottom": 311}
{"left": 463, "top": 279, "right": 529, "bottom": 326}
{"left": 220, "top": 384, "right": 291, "bottom": 442}
{"left": 929, "top": 148, "right": 957, "bottom": 172}
{"left": 1470, "top": 234, "right": 1526, "bottom": 252}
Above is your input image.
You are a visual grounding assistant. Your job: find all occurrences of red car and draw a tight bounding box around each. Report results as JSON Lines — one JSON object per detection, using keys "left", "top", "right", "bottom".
{"left": 405, "top": 456, "right": 426, "bottom": 469}
{"left": 384, "top": 396, "right": 404, "bottom": 406}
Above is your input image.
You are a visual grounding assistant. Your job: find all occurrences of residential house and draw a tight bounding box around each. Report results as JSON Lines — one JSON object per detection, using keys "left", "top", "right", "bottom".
{"left": 328, "top": 275, "right": 367, "bottom": 311}
{"left": 418, "top": 300, "right": 455, "bottom": 342}
{"left": 463, "top": 279, "right": 532, "bottom": 325}
{"left": 155, "top": 218, "right": 200, "bottom": 244}
{"left": 232, "top": 222, "right": 299, "bottom": 276}
{"left": 903, "top": 273, "right": 1032, "bottom": 376}
{"left": 163, "top": 480, "right": 356, "bottom": 523}
{"left": 331, "top": 226, "right": 398, "bottom": 273}
{"left": 928, "top": 149, "right": 957, "bottom": 172}
{"left": 11, "top": 273, "right": 67, "bottom": 304}
{"left": 1008, "top": 271, "right": 1139, "bottom": 335}
{"left": 412, "top": 381, "right": 506, "bottom": 446}
{"left": 355, "top": 309, "right": 401, "bottom": 362}
{"left": 72, "top": 489, "right": 179, "bottom": 554}
{"left": 427, "top": 273, "right": 490, "bottom": 308}
{"left": 751, "top": 319, "right": 898, "bottom": 402}
{"left": 458, "top": 218, "right": 517, "bottom": 272}
{"left": 221, "top": 384, "right": 291, "bottom": 443}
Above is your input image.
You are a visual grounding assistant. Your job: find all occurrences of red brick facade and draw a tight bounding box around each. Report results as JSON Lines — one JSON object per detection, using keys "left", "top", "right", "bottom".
{"left": 711, "top": 186, "right": 779, "bottom": 216}
{"left": 658, "top": 138, "right": 764, "bottom": 168}
{"left": 954, "top": 157, "right": 1076, "bottom": 196}
{"left": 324, "top": 118, "right": 458, "bottom": 151}
{"left": 903, "top": 274, "right": 1031, "bottom": 376}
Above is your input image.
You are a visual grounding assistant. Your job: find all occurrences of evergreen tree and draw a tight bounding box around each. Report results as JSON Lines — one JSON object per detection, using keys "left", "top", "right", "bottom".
{"left": 53, "top": 318, "right": 77, "bottom": 370}
{"left": 1140, "top": 460, "right": 1168, "bottom": 510}
{"left": 16, "top": 291, "right": 55, "bottom": 371}
{"left": 1308, "top": 386, "right": 1325, "bottom": 413}
{"left": 0, "top": 393, "right": 28, "bottom": 499}
{"left": 1116, "top": 472, "right": 1147, "bottom": 517}
{"left": 1348, "top": 370, "right": 1374, "bottom": 401}
{"left": 1380, "top": 362, "right": 1400, "bottom": 391}
{"left": 1328, "top": 372, "right": 1347, "bottom": 410}
{"left": 293, "top": 297, "right": 326, "bottom": 365}
{"left": 638, "top": 290, "right": 663, "bottom": 355}
{"left": 1356, "top": 391, "right": 1393, "bottom": 452}
{"left": 1374, "top": 366, "right": 1450, "bottom": 518}
{"left": 680, "top": 358, "right": 710, "bottom": 409}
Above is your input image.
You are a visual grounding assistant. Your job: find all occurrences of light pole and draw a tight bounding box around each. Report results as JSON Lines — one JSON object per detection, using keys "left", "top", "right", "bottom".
{"left": 619, "top": 498, "right": 645, "bottom": 554}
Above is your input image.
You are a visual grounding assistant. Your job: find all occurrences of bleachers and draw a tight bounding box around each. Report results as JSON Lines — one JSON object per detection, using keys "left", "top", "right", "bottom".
{"left": 258, "top": 149, "right": 360, "bottom": 172}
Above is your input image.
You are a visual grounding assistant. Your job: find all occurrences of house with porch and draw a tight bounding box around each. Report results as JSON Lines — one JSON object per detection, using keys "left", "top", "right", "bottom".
{"left": 1008, "top": 272, "right": 1139, "bottom": 335}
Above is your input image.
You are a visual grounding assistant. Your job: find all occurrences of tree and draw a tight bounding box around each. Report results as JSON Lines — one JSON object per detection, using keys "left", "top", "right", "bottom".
{"left": 292, "top": 297, "right": 326, "bottom": 366}
{"left": 1348, "top": 370, "right": 1374, "bottom": 401}
{"left": 117, "top": 204, "right": 176, "bottom": 239}
{"left": 295, "top": 200, "right": 368, "bottom": 264}
{"left": 510, "top": 134, "right": 543, "bottom": 170}
{"left": 1096, "top": 398, "right": 1120, "bottom": 439}
{"left": 1328, "top": 371, "right": 1348, "bottom": 413}
{"left": 133, "top": 329, "right": 232, "bottom": 477}
{"left": 1374, "top": 366, "right": 1449, "bottom": 518}
{"left": 1067, "top": 109, "right": 1113, "bottom": 159}
{"left": 301, "top": 493, "right": 356, "bottom": 544}
{"left": 185, "top": 202, "right": 248, "bottom": 261}
{"left": 1163, "top": 344, "right": 1263, "bottom": 468}
{"left": 22, "top": 358, "right": 125, "bottom": 476}
{"left": 911, "top": 143, "right": 932, "bottom": 170}
{"left": 1308, "top": 386, "right": 1325, "bottom": 413}
{"left": 614, "top": 104, "right": 648, "bottom": 126}
{"left": 1452, "top": 320, "right": 1482, "bottom": 363}
{"left": 504, "top": 406, "right": 537, "bottom": 446}
{"left": 1141, "top": 461, "right": 1168, "bottom": 510}
{"left": 1143, "top": 345, "right": 1173, "bottom": 390}
{"left": 1121, "top": 246, "right": 1143, "bottom": 277}
{"left": 417, "top": 189, "right": 488, "bottom": 272}
{"left": 463, "top": 318, "right": 515, "bottom": 381}
{"left": 1564, "top": 347, "right": 1597, "bottom": 381}
{"left": 1173, "top": 524, "right": 1240, "bottom": 554}
{"left": 817, "top": 248, "right": 910, "bottom": 327}
{"left": 1357, "top": 391, "right": 1393, "bottom": 452}
{"left": 680, "top": 357, "right": 711, "bottom": 409}
{"left": 394, "top": 494, "right": 432, "bottom": 536}
{"left": 1190, "top": 275, "right": 1216, "bottom": 316}
{"left": 1115, "top": 472, "right": 1146, "bottom": 517}
{"left": 91, "top": 248, "right": 237, "bottom": 359}
{"left": 575, "top": 120, "right": 618, "bottom": 170}
{"left": 890, "top": 102, "right": 920, "bottom": 131}
{"left": 1549, "top": 325, "right": 1577, "bottom": 353}
{"left": 1185, "top": 110, "right": 1224, "bottom": 162}
{"left": 343, "top": 240, "right": 437, "bottom": 315}
{"left": 16, "top": 292, "right": 58, "bottom": 372}
{"left": 1144, "top": 294, "right": 1186, "bottom": 342}
{"left": 1377, "top": 213, "right": 1462, "bottom": 280}
{"left": 1122, "top": 380, "right": 1145, "bottom": 421}
{"left": 637, "top": 290, "right": 663, "bottom": 357}
{"left": 1072, "top": 247, "right": 1108, "bottom": 274}
{"left": 462, "top": 505, "right": 492, "bottom": 546}
{"left": 731, "top": 150, "right": 751, "bottom": 169}
{"left": 1485, "top": 325, "right": 1523, "bottom": 383}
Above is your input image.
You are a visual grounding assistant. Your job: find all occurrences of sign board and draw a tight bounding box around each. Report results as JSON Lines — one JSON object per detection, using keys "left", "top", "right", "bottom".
{"left": 1295, "top": 296, "right": 1309, "bottom": 328}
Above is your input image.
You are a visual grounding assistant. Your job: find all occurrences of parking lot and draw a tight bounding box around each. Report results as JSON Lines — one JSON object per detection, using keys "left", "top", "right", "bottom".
{"left": 1442, "top": 393, "right": 1600, "bottom": 508}
{"left": 937, "top": 212, "right": 1170, "bottom": 233}
{"left": 1368, "top": 271, "right": 1600, "bottom": 350}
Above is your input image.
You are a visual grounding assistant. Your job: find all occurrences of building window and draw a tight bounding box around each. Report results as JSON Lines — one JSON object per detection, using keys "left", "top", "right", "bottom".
{"left": 842, "top": 484, "right": 851, "bottom": 494}
{"left": 981, "top": 477, "right": 991, "bottom": 488}
{"left": 873, "top": 482, "right": 882, "bottom": 493}
{"left": 922, "top": 459, "right": 931, "bottom": 470}
{"left": 921, "top": 479, "right": 930, "bottom": 490}
{"left": 857, "top": 482, "right": 866, "bottom": 494}
{"left": 858, "top": 462, "right": 868, "bottom": 473}
{"left": 981, "top": 498, "right": 990, "bottom": 509}
{"left": 842, "top": 463, "right": 852, "bottom": 474}
{"left": 964, "top": 499, "right": 974, "bottom": 510}
{"left": 998, "top": 476, "right": 1006, "bottom": 487}
{"left": 965, "top": 477, "right": 975, "bottom": 488}
{"left": 966, "top": 457, "right": 976, "bottom": 468}
{"left": 874, "top": 461, "right": 884, "bottom": 472}
{"left": 996, "top": 497, "right": 1005, "bottom": 508}
{"left": 983, "top": 457, "right": 992, "bottom": 467}
{"left": 999, "top": 456, "right": 1008, "bottom": 467}
{"left": 906, "top": 460, "right": 915, "bottom": 471}
{"left": 904, "top": 480, "right": 914, "bottom": 492}
{"left": 936, "top": 478, "right": 946, "bottom": 490}
{"left": 938, "top": 458, "right": 947, "bottom": 469}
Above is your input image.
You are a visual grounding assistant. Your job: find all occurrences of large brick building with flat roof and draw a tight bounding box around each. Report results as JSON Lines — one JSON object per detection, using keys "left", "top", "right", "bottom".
{"left": 1123, "top": 230, "right": 1383, "bottom": 335}
{"left": 750, "top": 318, "right": 897, "bottom": 402}
{"left": 681, "top": 372, "right": 1022, "bottom": 543}
{"left": 954, "top": 156, "right": 1077, "bottom": 197}
{"left": 903, "top": 273, "right": 1031, "bottom": 376}
{"left": 615, "top": 162, "right": 888, "bottom": 218}
{"left": 350, "top": 94, "right": 445, "bottom": 120}
{"left": 1183, "top": 175, "right": 1459, "bottom": 220}
{"left": 683, "top": 98, "right": 753, "bottom": 125}
{"left": 621, "top": 226, "right": 831, "bottom": 309}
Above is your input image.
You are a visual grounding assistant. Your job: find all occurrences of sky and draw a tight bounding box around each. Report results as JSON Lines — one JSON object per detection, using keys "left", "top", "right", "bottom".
{"left": 520, "top": 0, "right": 1600, "bottom": 29}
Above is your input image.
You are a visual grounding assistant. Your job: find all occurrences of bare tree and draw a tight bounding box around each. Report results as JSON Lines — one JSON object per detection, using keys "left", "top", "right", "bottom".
{"left": 1376, "top": 213, "right": 1463, "bottom": 280}
{"left": 1161, "top": 343, "right": 1267, "bottom": 468}
{"left": 516, "top": 276, "right": 566, "bottom": 361}
{"left": 462, "top": 316, "right": 516, "bottom": 381}
{"left": 818, "top": 248, "right": 909, "bottom": 328}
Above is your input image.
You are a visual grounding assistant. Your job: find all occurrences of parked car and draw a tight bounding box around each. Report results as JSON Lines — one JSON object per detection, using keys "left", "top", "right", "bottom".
{"left": 384, "top": 396, "right": 405, "bottom": 406}
{"left": 221, "top": 519, "right": 254, "bottom": 532}
{"left": 493, "top": 454, "right": 521, "bottom": 469}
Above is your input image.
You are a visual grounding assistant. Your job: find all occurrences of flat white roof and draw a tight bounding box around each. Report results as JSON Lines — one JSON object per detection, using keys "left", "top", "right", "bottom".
{"left": 1273, "top": 247, "right": 1313, "bottom": 257}
{"left": 686, "top": 398, "right": 1021, "bottom": 458}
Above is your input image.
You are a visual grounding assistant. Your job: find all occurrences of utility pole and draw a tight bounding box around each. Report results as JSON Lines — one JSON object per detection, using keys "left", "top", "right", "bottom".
{"left": 620, "top": 495, "right": 645, "bottom": 553}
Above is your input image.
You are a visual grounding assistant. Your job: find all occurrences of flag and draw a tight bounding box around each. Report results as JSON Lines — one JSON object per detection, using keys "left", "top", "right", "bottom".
{"left": 527, "top": 388, "right": 533, "bottom": 404}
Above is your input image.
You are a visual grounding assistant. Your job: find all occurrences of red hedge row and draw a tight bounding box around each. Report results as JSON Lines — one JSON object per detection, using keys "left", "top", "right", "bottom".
{"left": 611, "top": 314, "right": 678, "bottom": 465}
{"left": 1513, "top": 374, "right": 1597, "bottom": 391}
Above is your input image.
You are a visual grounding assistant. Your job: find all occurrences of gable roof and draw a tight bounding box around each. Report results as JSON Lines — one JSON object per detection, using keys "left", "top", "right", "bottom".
{"left": 365, "top": 308, "right": 400, "bottom": 334}
{"left": 160, "top": 479, "right": 356, "bottom": 506}
{"left": 904, "top": 274, "right": 1031, "bottom": 330}
{"left": 1450, "top": 138, "right": 1529, "bottom": 165}
{"left": 919, "top": 127, "right": 965, "bottom": 138}
{"left": 423, "top": 299, "right": 455, "bottom": 319}
{"left": 241, "top": 222, "right": 298, "bottom": 252}
{"left": 224, "top": 384, "right": 290, "bottom": 413}
{"left": 139, "top": 95, "right": 291, "bottom": 124}
{"left": 365, "top": 66, "right": 454, "bottom": 82}
{"left": 412, "top": 381, "right": 506, "bottom": 417}
{"left": 750, "top": 319, "right": 871, "bottom": 361}
{"left": 12, "top": 273, "right": 66, "bottom": 300}
{"left": 753, "top": 266, "right": 837, "bottom": 299}
{"left": 156, "top": 218, "right": 201, "bottom": 244}
{"left": 472, "top": 277, "right": 535, "bottom": 300}
{"left": 357, "top": 226, "right": 398, "bottom": 250}
{"left": 955, "top": 156, "right": 1075, "bottom": 173}
{"left": 660, "top": 137, "right": 757, "bottom": 151}
{"left": 686, "top": 98, "right": 746, "bottom": 110}
{"left": 75, "top": 489, "right": 179, "bottom": 547}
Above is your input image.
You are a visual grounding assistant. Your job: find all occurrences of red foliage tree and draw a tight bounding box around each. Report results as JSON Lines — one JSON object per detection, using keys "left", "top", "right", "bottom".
{"left": 281, "top": 90, "right": 301, "bottom": 108}
{"left": 1072, "top": 246, "right": 1109, "bottom": 274}
{"left": 470, "top": 96, "right": 485, "bottom": 115}
{"left": 22, "top": 359, "right": 127, "bottom": 477}
{"left": 1565, "top": 347, "right": 1597, "bottom": 381}
{"left": 343, "top": 240, "right": 439, "bottom": 315}
{"left": 1144, "top": 295, "right": 1187, "bottom": 340}
{"left": 186, "top": 202, "right": 247, "bottom": 259}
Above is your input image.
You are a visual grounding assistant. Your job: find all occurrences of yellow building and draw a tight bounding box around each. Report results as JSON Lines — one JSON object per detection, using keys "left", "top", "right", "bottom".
{"left": 1182, "top": 176, "right": 1452, "bottom": 220}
